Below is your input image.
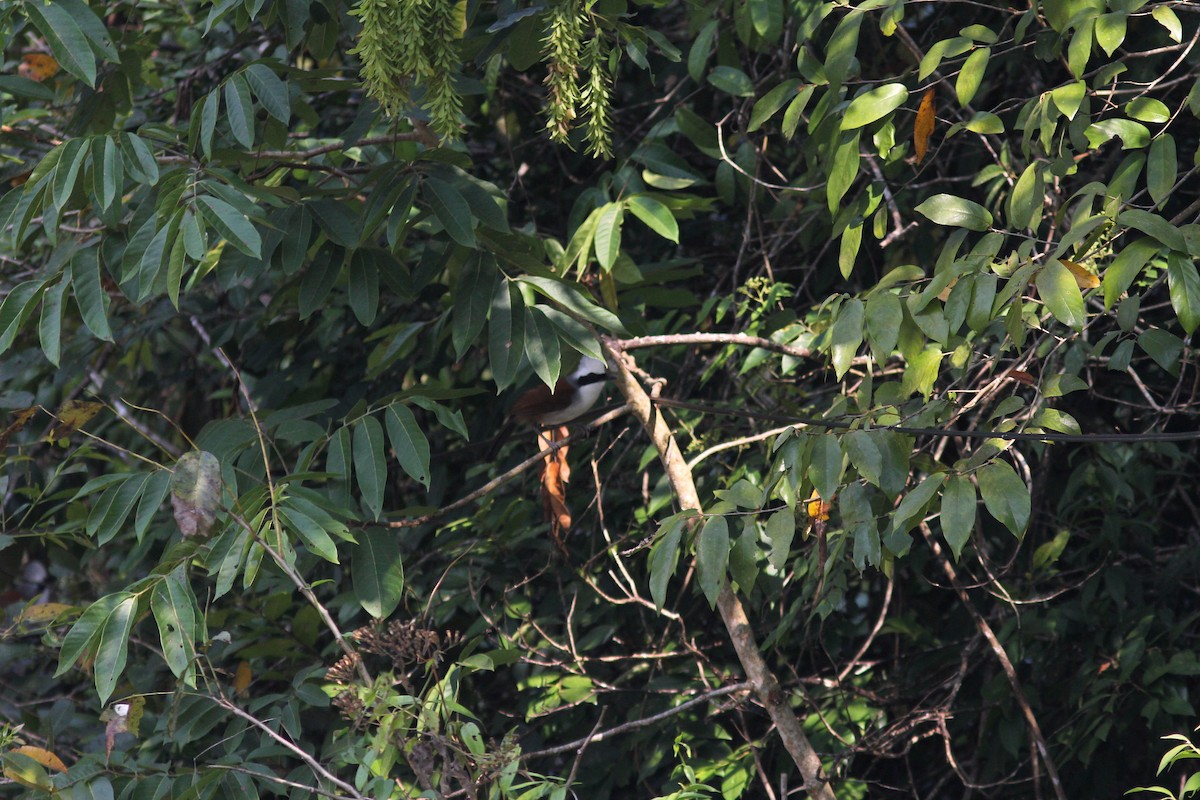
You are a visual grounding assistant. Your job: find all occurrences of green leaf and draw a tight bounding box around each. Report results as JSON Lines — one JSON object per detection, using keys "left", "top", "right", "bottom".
{"left": 842, "top": 83, "right": 908, "bottom": 130}
{"left": 1147, "top": 135, "right": 1177, "bottom": 206}
{"left": 1118, "top": 210, "right": 1186, "bottom": 253}
{"left": 1068, "top": 17, "right": 1094, "bottom": 78}
{"left": 827, "top": 131, "right": 860, "bottom": 214}
{"left": 489, "top": 282, "right": 524, "bottom": 392}
{"left": 281, "top": 505, "right": 339, "bottom": 562}
{"left": 452, "top": 253, "right": 496, "bottom": 358}
{"left": 353, "top": 528, "right": 405, "bottom": 619}
{"left": 385, "top": 404, "right": 431, "bottom": 489}
{"left": 23, "top": 1, "right": 98, "bottom": 86}
{"left": 52, "top": 138, "right": 87, "bottom": 209}
{"left": 56, "top": 594, "right": 124, "bottom": 677}
{"left": 353, "top": 415, "right": 386, "bottom": 520}
{"left": 1094, "top": 11, "right": 1127, "bottom": 56}
{"left": 865, "top": 291, "right": 902, "bottom": 361}
{"left": 1167, "top": 251, "right": 1200, "bottom": 335}
{"left": 807, "top": 435, "right": 843, "bottom": 502}
{"left": 687, "top": 20, "right": 718, "bottom": 83}
{"left": 223, "top": 74, "right": 255, "bottom": 149}
{"left": 95, "top": 594, "right": 139, "bottom": 703}
{"left": 91, "top": 473, "right": 151, "bottom": 546}
{"left": 1036, "top": 260, "right": 1086, "bottom": 330}
{"left": 1137, "top": 328, "right": 1183, "bottom": 373}
{"left": 1007, "top": 162, "right": 1044, "bottom": 231}
{"left": 976, "top": 461, "right": 1029, "bottom": 538}
{"left": 194, "top": 195, "right": 262, "bottom": 257}
{"left": 749, "top": 80, "right": 801, "bottom": 132}
{"left": 901, "top": 345, "right": 943, "bottom": 400}
{"left": 830, "top": 298, "right": 864, "bottom": 379}
{"left": 696, "top": 514, "right": 730, "bottom": 608}
{"left": 940, "top": 475, "right": 976, "bottom": 558}
{"left": 198, "top": 90, "right": 219, "bottom": 159}
{"left": 1049, "top": 81, "right": 1086, "bottom": 120}
{"left": 121, "top": 133, "right": 159, "bottom": 186}
{"left": 626, "top": 195, "right": 679, "bottom": 243}
{"left": 593, "top": 202, "right": 623, "bottom": 269}
{"left": 524, "top": 305, "right": 561, "bottom": 390}
{"left": 70, "top": 248, "right": 113, "bottom": 342}
{"left": 424, "top": 177, "right": 476, "bottom": 248}
{"left": 347, "top": 249, "right": 380, "bottom": 326}
{"left": 152, "top": 568, "right": 197, "bottom": 679}
{"left": 1152, "top": 5, "right": 1182, "bottom": 42}
{"left": 1125, "top": 97, "right": 1169, "bottom": 124}
{"left": 39, "top": 278, "right": 66, "bottom": 366}
{"left": 244, "top": 62, "right": 290, "bottom": 122}
{"left": 844, "top": 430, "right": 884, "bottom": 488}
{"left": 649, "top": 513, "right": 688, "bottom": 610}
{"left": 824, "top": 10, "right": 863, "bottom": 89}
{"left": 730, "top": 520, "right": 760, "bottom": 595}
{"left": 707, "top": 66, "right": 755, "bottom": 97}
{"left": 956, "top": 47, "right": 990, "bottom": 107}
{"left": 0, "top": 280, "right": 47, "bottom": 358}
{"left": 518, "top": 276, "right": 627, "bottom": 334}
{"left": 1084, "top": 118, "right": 1150, "bottom": 150}
{"left": 915, "top": 194, "right": 993, "bottom": 231}
{"left": 888, "top": 474, "right": 940, "bottom": 544}
{"left": 298, "top": 243, "right": 343, "bottom": 319}
{"left": 765, "top": 507, "right": 796, "bottom": 570}
{"left": 781, "top": 84, "right": 816, "bottom": 139}
{"left": 1103, "top": 236, "right": 1161, "bottom": 308}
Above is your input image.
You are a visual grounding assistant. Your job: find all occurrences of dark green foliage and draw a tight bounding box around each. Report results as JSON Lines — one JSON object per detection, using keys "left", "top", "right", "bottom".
{"left": 0, "top": 0, "right": 1198, "bottom": 798}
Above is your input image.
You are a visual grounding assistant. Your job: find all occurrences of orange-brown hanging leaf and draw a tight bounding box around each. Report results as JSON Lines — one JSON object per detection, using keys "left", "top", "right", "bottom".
{"left": 18, "top": 53, "right": 60, "bottom": 82}
{"left": 10, "top": 746, "right": 67, "bottom": 774}
{"left": 1058, "top": 258, "right": 1100, "bottom": 289}
{"left": 538, "top": 427, "right": 572, "bottom": 555}
{"left": 0, "top": 407, "right": 38, "bottom": 450}
{"left": 45, "top": 400, "right": 104, "bottom": 443}
{"left": 914, "top": 88, "right": 936, "bottom": 165}
{"left": 234, "top": 660, "right": 253, "bottom": 696}
{"left": 1006, "top": 369, "right": 1036, "bottom": 386}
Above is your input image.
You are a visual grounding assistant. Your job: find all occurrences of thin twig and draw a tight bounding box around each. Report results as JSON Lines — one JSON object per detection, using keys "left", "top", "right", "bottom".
{"left": 523, "top": 682, "right": 752, "bottom": 760}
{"left": 919, "top": 522, "right": 1066, "bottom": 800}
{"left": 386, "top": 405, "right": 629, "bottom": 528}
{"left": 208, "top": 694, "right": 367, "bottom": 799}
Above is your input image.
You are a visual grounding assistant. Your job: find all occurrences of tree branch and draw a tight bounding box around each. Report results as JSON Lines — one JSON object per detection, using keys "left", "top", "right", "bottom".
{"left": 600, "top": 336, "right": 836, "bottom": 800}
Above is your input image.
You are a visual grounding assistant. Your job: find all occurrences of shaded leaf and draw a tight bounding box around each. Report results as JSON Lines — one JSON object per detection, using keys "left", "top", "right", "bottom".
{"left": 353, "top": 528, "right": 405, "bottom": 619}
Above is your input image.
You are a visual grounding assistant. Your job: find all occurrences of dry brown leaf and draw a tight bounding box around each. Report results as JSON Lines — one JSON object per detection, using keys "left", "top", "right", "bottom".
{"left": 1006, "top": 369, "right": 1035, "bottom": 386}
{"left": 538, "top": 427, "right": 572, "bottom": 556}
{"left": 914, "top": 88, "right": 936, "bottom": 165}
{"left": 1058, "top": 258, "right": 1100, "bottom": 289}
{"left": 0, "top": 407, "right": 38, "bottom": 450}
{"left": 45, "top": 400, "right": 104, "bottom": 443}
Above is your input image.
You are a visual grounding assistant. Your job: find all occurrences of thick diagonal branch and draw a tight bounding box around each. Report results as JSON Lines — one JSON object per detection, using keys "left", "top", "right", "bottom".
{"left": 600, "top": 337, "right": 835, "bottom": 800}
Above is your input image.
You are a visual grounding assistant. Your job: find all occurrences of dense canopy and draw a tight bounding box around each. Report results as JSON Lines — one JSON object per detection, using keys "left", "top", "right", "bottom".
{"left": 1, "top": 0, "right": 1199, "bottom": 798}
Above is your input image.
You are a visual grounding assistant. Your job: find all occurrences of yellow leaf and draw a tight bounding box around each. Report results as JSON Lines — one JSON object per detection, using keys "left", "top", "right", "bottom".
{"left": 806, "top": 489, "right": 831, "bottom": 521}
{"left": 11, "top": 745, "right": 67, "bottom": 773}
{"left": 913, "top": 88, "right": 936, "bottom": 165}
{"left": 45, "top": 400, "right": 104, "bottom": 443}
{"left": 1058, "top": 258, "right": 1100, "bottom": 289}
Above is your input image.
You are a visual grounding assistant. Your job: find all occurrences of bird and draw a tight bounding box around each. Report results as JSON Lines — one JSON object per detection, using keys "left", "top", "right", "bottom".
{"left": 508, "top": 356, "right": 610, "bottom": 427}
